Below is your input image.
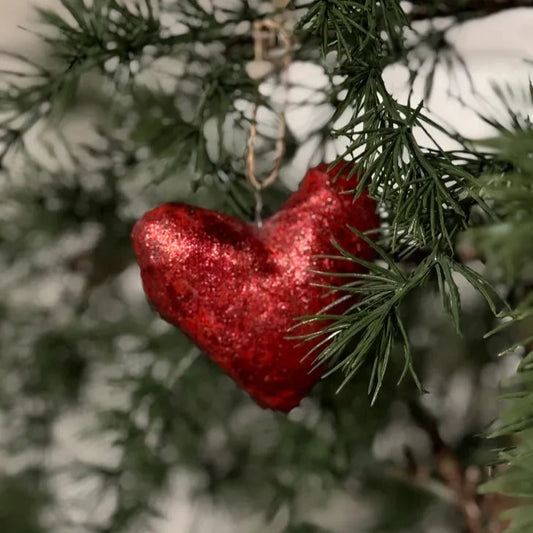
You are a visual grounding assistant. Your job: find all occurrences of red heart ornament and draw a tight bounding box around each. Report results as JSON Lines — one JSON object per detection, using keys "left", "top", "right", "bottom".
{"left": 132, "top": 163, "right": 378, "bottom": 411}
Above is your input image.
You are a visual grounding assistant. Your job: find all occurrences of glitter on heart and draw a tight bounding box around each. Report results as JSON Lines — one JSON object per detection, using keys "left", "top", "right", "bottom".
{"left": 132, "top": 163, "right": 379, "bottom": 411}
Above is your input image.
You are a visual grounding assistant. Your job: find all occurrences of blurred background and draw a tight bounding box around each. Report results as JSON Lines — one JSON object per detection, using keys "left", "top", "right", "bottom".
{"left": 1, "top": 1, "right": 533, "bottom": 532}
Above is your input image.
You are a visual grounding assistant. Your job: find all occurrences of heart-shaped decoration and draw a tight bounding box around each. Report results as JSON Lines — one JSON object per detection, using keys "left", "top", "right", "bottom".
{"left": 132, "top": 163, "right": 378, "bottom": 411}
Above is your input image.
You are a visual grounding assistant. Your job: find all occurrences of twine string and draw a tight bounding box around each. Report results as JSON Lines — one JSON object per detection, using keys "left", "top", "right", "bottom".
{"left": 245, "top": 14, "right": 291, "bottom": 225}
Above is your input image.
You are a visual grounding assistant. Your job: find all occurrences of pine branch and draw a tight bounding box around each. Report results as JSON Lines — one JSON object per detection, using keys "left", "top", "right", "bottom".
{"left": 468, "top": 127, "right": 533, "bottom": 280}
{"left": 480, "top": 332, "right": 533, "bottom": 533}
{"left": 296, "top": 228, "right": 502, "bottom": 401}
{"left": 471, "top": 122, "right": 533, "bottom": 532}
{"left": 0, "top": 0, "right": 306, "bottom": 211}
{"left": 296, "top": 0, "right": 505, "bottom": 396}
{"left": 297, "top": 0, "right": 495, "bottom": 251}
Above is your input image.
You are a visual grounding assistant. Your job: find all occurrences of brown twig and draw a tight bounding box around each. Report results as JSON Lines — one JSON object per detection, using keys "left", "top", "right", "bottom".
{"left": 408, "top": 400, "right": 485, "bottom": 533}
{"left": 408, "top": 0, "right": 533, "bottom": 21}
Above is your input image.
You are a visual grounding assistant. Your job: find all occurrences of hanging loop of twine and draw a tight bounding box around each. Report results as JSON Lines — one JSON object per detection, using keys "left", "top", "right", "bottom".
{"left": 245, "top": 16, "right": 292, "bottom": 201}
{"left": 245, "top": 104, "right": 286, "bottom": 191}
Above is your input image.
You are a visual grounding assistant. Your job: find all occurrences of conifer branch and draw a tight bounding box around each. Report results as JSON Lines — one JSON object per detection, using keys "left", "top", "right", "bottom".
{"left": 297, "top": 0, "right": 504, "bottom": 395}
{"left": 470, "top": 120, "right": 533, "bottom": 532}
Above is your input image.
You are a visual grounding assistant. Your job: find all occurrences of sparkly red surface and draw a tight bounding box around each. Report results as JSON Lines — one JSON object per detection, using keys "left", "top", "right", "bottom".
{"left": 132, "top": 163, "right": 378, "bottom": 411}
